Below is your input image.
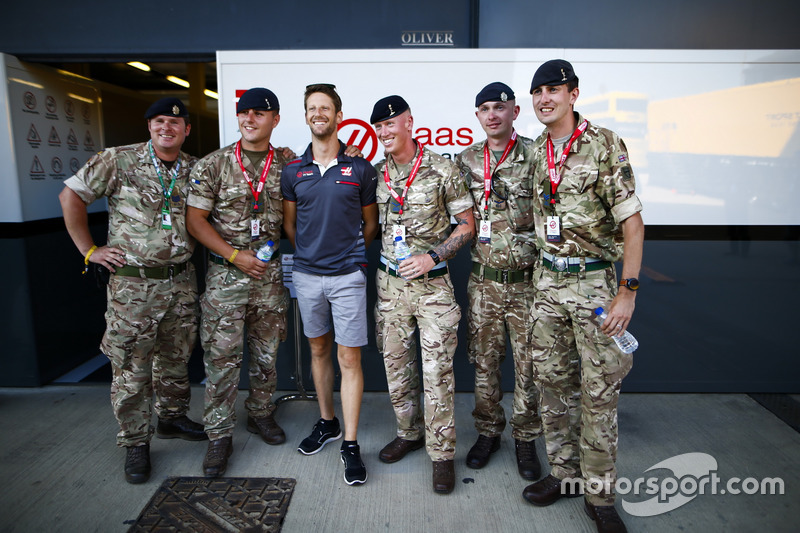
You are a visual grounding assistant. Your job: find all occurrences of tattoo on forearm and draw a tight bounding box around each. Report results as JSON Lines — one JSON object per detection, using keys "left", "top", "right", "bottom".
{"left": 438, "top": 233, "right": 471, "bottom": 260}
{"left": 434, "top": 213, "right": 472, "bottom": 260}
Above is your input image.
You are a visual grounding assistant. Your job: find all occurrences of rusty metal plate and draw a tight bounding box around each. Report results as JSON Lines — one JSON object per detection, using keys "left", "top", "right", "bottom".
{"left": 128, "top": 477, "right": 296, "bottom": 532}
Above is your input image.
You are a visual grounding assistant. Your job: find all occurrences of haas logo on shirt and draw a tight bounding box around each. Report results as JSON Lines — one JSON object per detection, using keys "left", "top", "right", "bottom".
{"left": 341, "top": 167, "right": 353, "bottom": 177}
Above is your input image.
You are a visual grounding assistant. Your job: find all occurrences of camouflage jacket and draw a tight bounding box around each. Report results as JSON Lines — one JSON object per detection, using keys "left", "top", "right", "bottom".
{"left": 456, "top": 134, "right": 537, "bottom": 271}
{"left": 374, "top": 144, "right": 474, "bottom": 264}
{"left": 64, "top": 142, "right": 198, "bottom": 267}
{"left": 531, "top": 114, "right": 643, "bottom": 262}
{"left": 187, "top": 142, "right": 287, "bottom": 250}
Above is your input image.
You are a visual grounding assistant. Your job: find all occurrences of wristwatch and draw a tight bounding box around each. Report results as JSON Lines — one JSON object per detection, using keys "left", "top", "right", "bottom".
{"left": 619, "top": 278, "right": 640, "bottom": 291}
{"left": 427, "top": 250, "right": 441, "bottom": 265}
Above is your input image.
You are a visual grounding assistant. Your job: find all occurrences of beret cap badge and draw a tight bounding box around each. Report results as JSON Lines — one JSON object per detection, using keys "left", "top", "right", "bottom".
{"left": 144, "top": 97, "right": 189, "bottom": 119}
{"left": 370, "top": 95, "right": 410, "bottom": 124}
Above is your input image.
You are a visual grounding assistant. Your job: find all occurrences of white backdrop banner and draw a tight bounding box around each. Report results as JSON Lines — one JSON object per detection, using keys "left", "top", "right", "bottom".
{"left": 217, "top": 49, "right": 800, "bottom": 226}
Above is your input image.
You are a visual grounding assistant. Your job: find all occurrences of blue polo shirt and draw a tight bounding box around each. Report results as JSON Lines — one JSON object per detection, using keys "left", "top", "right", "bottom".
{"left": 281, "top": 141, "right": 378, "bottom": 276}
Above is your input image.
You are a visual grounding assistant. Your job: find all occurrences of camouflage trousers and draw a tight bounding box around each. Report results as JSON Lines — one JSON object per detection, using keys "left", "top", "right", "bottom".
{"left": 375, "top": 270, "right": 460, "bottom": 461}
{"left": 101, "top": 265, "right": 199, "bottom": 447}
{"left": 467, "top": 270, "right": 541, "bottom": 441}
{"left": 530, "top": 265, "right": 633, "bottom": 506}
{"left": 201, "top": 260, "right": 288, "bottom": 440}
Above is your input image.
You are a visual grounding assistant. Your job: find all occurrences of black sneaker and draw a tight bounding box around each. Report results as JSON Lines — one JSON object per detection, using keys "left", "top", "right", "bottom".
{"left": 341, "top": 444, "right": 367, "bottom": 485}
{"left": 297, "top": 417, "right": 342, "bottom": 455}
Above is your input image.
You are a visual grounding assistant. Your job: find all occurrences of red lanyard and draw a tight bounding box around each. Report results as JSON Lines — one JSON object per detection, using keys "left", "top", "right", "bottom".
{"left": 482, "top": 130, "right": 517, "bottom": 216}
{"left": 235, "top": 141, "right": 274, "bottom": 210}
{"left": 546, "top": 119, "right": 587, "bottom": 204}
{"left": 383, "top": 143, "right": 424, "bottom": 215}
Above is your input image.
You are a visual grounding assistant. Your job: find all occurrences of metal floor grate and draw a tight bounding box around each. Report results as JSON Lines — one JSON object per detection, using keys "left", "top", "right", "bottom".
{"left": 128, "top": 477, "right": 296, "bottom": 532}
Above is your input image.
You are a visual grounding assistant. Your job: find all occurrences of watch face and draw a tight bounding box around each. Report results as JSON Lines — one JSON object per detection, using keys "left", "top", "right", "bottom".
{"left": 626, "top": 278, "right": 640, "bottom": 290}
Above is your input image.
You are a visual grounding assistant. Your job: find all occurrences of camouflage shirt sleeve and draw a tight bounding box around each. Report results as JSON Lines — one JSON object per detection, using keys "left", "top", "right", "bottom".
{"left": 187, "top": 147, "right": 224, "bottom": 212}
{"left": 63, "top": 146, "right": 124, "bottom": 204}
{"left": 187, "top": 143, "right": 285, "bottom": 248}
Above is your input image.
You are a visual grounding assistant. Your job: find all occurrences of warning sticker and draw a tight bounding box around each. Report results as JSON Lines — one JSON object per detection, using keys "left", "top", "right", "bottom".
{"left": 27, "top": 124, "right": 41, "bottom": 147}
{"left": 84, "top": 130, "right": 95, "bottom": 151}
{"left": 23, "top": 91, "right": 37, "bottom": 113}
{"left": 45, "top": 95, "right": 58, "bottom": 119}
{"left": 65, "top": 99, "right": 75, "bottom": 120}
{"left": 30, "top": 155, "right": 45, "bottom": 178}
{"left": 51, "top": 156, "right": 63, "bottom": 174}
{"left": 67, "top": 128, "right": 79, "bottom": 150}
{"left": 48, "top": 126, "right": 61, "bottom": 146}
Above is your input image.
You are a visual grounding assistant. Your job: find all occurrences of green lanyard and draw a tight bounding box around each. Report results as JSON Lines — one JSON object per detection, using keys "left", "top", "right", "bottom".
{"left": 148, "top": 140, "right": 181, "bottom": 229}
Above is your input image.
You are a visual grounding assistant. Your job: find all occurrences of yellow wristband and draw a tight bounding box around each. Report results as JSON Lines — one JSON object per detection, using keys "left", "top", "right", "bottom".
{"left": 82, "top": 245, "right": 98, "bottom": 275}
{"left": 228, "top": 249, "right": 239, "bottom": 263}
{"left": 84, "top": 245, "right": 98, "bottom": 265}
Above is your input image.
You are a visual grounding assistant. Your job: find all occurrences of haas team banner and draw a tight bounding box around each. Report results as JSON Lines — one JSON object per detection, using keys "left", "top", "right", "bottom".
{"left": 216, "top": 48, "right": 800, "bottom": 226}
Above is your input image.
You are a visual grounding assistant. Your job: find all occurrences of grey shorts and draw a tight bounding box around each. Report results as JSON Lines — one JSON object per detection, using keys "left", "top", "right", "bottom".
{"left": 292, "top": 269, "right": 368, "bottom": 348}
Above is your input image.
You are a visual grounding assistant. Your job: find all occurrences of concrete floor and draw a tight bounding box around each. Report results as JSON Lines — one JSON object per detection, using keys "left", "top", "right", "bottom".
{"left": 0, "top": 386, "right": 798, "bottom": 532}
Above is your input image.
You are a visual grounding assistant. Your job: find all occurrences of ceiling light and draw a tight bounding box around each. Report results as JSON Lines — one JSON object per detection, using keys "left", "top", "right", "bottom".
{"left": 204, "top": 89, "right": 219, "bottom": 100}
{"left": 9, "top": 77, "right": 44, "bottom": 89}
{"left": 127, "top": 61, "right": 151, "bottom": 72}
{"left": 166, "top": 75, "right": 190, "bottom": 88}
{"left": 67, "top": 93, "right": 95, "bottom": 104}
{"left": 57, "top": 69, "right": 92, "bottom": 81}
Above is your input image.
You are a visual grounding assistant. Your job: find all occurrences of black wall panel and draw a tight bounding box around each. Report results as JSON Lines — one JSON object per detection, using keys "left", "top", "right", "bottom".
{"left": 0, "top": 0, "right": 473, "bottom": 60}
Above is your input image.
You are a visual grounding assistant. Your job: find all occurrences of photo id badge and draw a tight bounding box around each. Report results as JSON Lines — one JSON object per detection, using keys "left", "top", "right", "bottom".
{"left": 251, "top": 219, "right": 260, "bottom": 241}
{"left": 478, "top": 219, "right": 492, "bottom": 244}
{"left": 546, "top": 215, "right": 561, "bottom": 242}
{"left": 392, "top": 224, "right": 406, "bottom": 242}
{"left": 161, "top": 208, "right": 172, "bottom": 230}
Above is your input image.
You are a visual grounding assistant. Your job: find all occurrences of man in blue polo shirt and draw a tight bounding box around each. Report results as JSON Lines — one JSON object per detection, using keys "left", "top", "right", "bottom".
{"left": 281, "top": 83, "right": 379, "bottom": 485}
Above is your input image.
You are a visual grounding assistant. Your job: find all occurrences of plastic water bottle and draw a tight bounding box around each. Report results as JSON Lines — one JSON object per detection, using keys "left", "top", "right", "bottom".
{"left": 394, "top": 236, "right": 411, "bottom": 279}
{"left": 256, "top": 240, "right": 276, "bottom": 262}
{"left": 594, "top": 307, "right": 639, "bottom": 354}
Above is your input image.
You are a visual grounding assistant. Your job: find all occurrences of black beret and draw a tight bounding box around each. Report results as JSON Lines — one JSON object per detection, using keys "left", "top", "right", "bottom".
{"left": 530, "top": 59, "right": 579, "bottom": 94}
{"left": 475, "top": 82, "right": 515, "bottom": 107}
{"left": 370, "top": 95, "right": 410, "bottom": 124}
{"left": 237, "top": 87, "right": 280, "bottom": 113}
{"left": 144, "top": 97, "right": 189, "bottom": 119}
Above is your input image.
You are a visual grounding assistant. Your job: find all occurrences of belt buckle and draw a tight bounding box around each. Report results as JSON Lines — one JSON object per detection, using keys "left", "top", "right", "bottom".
{"left": 554, "top": 258, "right": 567, "bottom": 272}
{"left": 501, "top": 270, "right": 509, "bottom": 283}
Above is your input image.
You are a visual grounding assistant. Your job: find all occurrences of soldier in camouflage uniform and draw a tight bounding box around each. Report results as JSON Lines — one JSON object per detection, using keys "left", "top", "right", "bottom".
{"left": 454, "top": 82, "right": 542, "bottom": 479}
{"left": 59, "top": 97, "right": 206, "bottom": 485}
{"left": 187, "top": 88, "right": 290, "bottom": 477}
{"left": 370, "top": 96, "right": 475, "bottom": 494}
{"left": 521, "top": 60, "right": 644, "bottom": 533}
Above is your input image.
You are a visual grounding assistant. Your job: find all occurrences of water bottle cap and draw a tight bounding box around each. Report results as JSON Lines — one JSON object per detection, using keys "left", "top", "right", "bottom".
{"left": 267, "top": 240, "right": 274, "bottom": 246}
{"left": 394, "top": 236, "right": 402, "bottom": 242}
{"left": 594, "top": 307, "right": 604, "bottom": 315}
